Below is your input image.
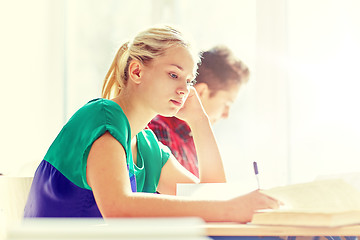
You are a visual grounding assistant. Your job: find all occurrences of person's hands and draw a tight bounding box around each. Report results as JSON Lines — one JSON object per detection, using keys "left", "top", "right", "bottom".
{"left": 226, "top": 190, "right": 281, "bottom": 223}
{"left": 175, "top": 87, "right": 208, "bottom": 126}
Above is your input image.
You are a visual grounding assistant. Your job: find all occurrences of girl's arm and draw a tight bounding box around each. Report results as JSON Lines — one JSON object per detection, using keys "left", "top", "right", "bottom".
{"left": 86, "top": 132, "right": 279, "bottom": 222}
{"left": 157, "top": 87, "right": 225, "bottom": 195}
{"left": 176, "top": 87, "right": 226, "bottom": 183}
{"left": 156, "top": 154, "right": 199, "bottom": 195}
{"left": 156, "top": 115, "right": 224, "bottom": 195}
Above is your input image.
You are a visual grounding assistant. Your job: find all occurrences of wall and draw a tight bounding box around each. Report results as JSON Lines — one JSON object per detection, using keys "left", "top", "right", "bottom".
{"left": 0, "top": 0, "right": 64, "bottom": 175}
{"left": 1, "top": 0, "right": 359, "bottom": 188}
{"left": 287, "top": 0, "right": 360, "bottom": 183}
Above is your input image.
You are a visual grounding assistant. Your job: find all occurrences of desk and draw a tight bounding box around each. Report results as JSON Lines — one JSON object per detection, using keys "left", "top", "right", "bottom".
{"left": 205, "top": 223, "right": 360, "bottom": 236}
{"left": 5, "top": 219, "right": 360, "bottom": 239}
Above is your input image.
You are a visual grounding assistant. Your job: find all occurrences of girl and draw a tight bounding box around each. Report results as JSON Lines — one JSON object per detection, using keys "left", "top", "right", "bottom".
{"left": 24, "top": 25, "right": 279, "bottom": 222}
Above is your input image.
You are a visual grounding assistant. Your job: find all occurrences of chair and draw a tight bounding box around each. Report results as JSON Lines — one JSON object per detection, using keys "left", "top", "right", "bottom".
{"left": 0, "top": 176, "right": 33, "bottom": 239}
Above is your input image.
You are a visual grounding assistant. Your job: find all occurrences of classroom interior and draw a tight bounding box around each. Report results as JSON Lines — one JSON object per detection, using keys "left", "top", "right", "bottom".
{"left": 2, "top": 0, "right": 360, "bottom": 187}
{"left": 1, "top": 1, "right": 360, "bottom": 237}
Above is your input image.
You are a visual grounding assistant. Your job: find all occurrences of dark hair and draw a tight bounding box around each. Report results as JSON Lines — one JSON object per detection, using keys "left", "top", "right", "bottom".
{"left": 196, "top": 45, "right": 249, "bottom": 96}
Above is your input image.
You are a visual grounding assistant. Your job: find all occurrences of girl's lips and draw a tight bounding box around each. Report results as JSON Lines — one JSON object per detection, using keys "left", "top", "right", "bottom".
{"left": 170, "top": 99, "right": 183, "bottom": 106}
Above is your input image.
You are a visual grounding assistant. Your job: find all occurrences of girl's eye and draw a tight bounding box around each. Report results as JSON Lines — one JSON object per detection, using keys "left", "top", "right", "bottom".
{"left": 169, "top": 73, "right": 178, "bottom": 79}
{"left": 186, "top": 79, "right": 197, "bottom": 87}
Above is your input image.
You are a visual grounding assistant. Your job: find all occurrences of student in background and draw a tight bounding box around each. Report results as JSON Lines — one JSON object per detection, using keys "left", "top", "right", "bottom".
{"left": 148, "top": 46, "right": 249, "bottom": 177}
{"left": 24, "top": 25, "right": 279, "bottom": 222}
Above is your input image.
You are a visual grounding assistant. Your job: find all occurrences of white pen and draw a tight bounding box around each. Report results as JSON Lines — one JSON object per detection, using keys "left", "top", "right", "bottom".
{"left": 253, "top": 161, "right": 260, "bottom": 189}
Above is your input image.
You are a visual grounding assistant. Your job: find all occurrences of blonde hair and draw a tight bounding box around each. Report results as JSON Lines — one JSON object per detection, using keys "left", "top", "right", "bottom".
{"left": 101, "top": 25, "right": 199, "bottom": 99}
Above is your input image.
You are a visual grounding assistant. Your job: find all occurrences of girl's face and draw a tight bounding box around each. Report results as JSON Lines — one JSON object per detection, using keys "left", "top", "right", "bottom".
{"left": 138, "top": 46, "right": 196, "bottom": 116}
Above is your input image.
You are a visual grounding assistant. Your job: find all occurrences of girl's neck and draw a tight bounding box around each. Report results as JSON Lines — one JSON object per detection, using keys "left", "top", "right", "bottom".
{"left": 112, "top": 92, "right": 156, "bottom": 139}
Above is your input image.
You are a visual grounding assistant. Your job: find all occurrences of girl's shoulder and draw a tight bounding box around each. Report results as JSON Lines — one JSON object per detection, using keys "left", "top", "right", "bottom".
{"left": 63, "top": 98, "right": 131, "bottom": 143}
{"left": 82, "top": 98, "right": 122, "bottom": 112}
{"left": 69, "top": 98, "right": 127, "bottom": 124}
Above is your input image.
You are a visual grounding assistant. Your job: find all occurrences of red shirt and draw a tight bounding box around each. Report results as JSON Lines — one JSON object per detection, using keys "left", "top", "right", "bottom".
{"left": 147, "top": 115, "right": 199, "bottom": 177}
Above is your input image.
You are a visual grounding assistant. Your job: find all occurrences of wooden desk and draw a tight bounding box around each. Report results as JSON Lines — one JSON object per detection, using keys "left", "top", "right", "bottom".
{"left": 205, "top": 223, "right": 360, "bottom": 236}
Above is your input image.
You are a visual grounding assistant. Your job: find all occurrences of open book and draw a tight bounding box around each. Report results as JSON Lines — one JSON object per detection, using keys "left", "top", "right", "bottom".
{"left": 251, "top": 178, "right": 360, "bottom": 227}
{"left": 177, "top": 177, "right": 360, "bottom": 227}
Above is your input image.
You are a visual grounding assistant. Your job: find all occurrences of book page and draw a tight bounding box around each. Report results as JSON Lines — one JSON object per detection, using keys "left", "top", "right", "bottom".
{"left": 316, "top": 172, "right": 360, "bottom": 191}
{"left": 260, "top": 179, "right": 360, "bottom": 212}
{"left": 176, "top": 182, "right": 254, "bottom": 200}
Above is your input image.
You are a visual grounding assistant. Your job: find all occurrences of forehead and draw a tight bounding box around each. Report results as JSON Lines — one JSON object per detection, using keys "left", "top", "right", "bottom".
{"left": 153, "top": 46, "right": 197, "bottom": 76}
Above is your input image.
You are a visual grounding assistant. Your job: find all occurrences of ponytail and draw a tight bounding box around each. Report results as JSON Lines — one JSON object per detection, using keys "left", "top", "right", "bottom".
{"left": 101, "top": 42, "right": 130, "bottom": 99}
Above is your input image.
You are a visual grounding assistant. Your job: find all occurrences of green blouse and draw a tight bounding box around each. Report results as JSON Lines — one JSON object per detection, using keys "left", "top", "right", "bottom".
{"left": 43, "top": 98, "right": 171, "bottom": 193}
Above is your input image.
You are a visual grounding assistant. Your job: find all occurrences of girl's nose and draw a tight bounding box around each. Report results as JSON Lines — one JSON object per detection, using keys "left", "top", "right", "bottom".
{"left": 177, "top": 83, "right": 189, "bottom": 96}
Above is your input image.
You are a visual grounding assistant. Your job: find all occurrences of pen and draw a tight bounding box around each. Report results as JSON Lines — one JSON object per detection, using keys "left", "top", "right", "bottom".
{"left": 253, "top": 161, "right": 260, "bottom": 189}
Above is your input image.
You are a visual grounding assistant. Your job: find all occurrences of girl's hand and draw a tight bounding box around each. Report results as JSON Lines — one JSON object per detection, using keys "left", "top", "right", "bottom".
{"left": 226, "top": 190, "right": 281, "bottom": 223}
{"left": 176, "top": 87, "right": 208, "bottom": 126}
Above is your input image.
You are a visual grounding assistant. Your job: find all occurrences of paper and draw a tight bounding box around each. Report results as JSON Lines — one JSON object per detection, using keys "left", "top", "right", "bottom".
{"left": 260, "top": 178, "right": 360, "bottom": 212}
{"left": 176, "top": 182, "right": 254, "bottom": 200}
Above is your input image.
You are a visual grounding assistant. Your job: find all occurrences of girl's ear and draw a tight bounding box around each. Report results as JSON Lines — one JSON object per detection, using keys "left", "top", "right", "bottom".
{"left": 194, "top": 82, "right": 210, "bottom": 98}
{"left": 128, "top": 60, "right": 142, "bottom": 84}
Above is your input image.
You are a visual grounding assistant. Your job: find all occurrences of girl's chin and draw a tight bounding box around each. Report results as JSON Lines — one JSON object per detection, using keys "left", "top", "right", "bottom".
{"left": 159, "top": 113, "right": 177, "bottom": 118}
{"left": 158, "top": 109, "right": 180, "bottom": 118}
